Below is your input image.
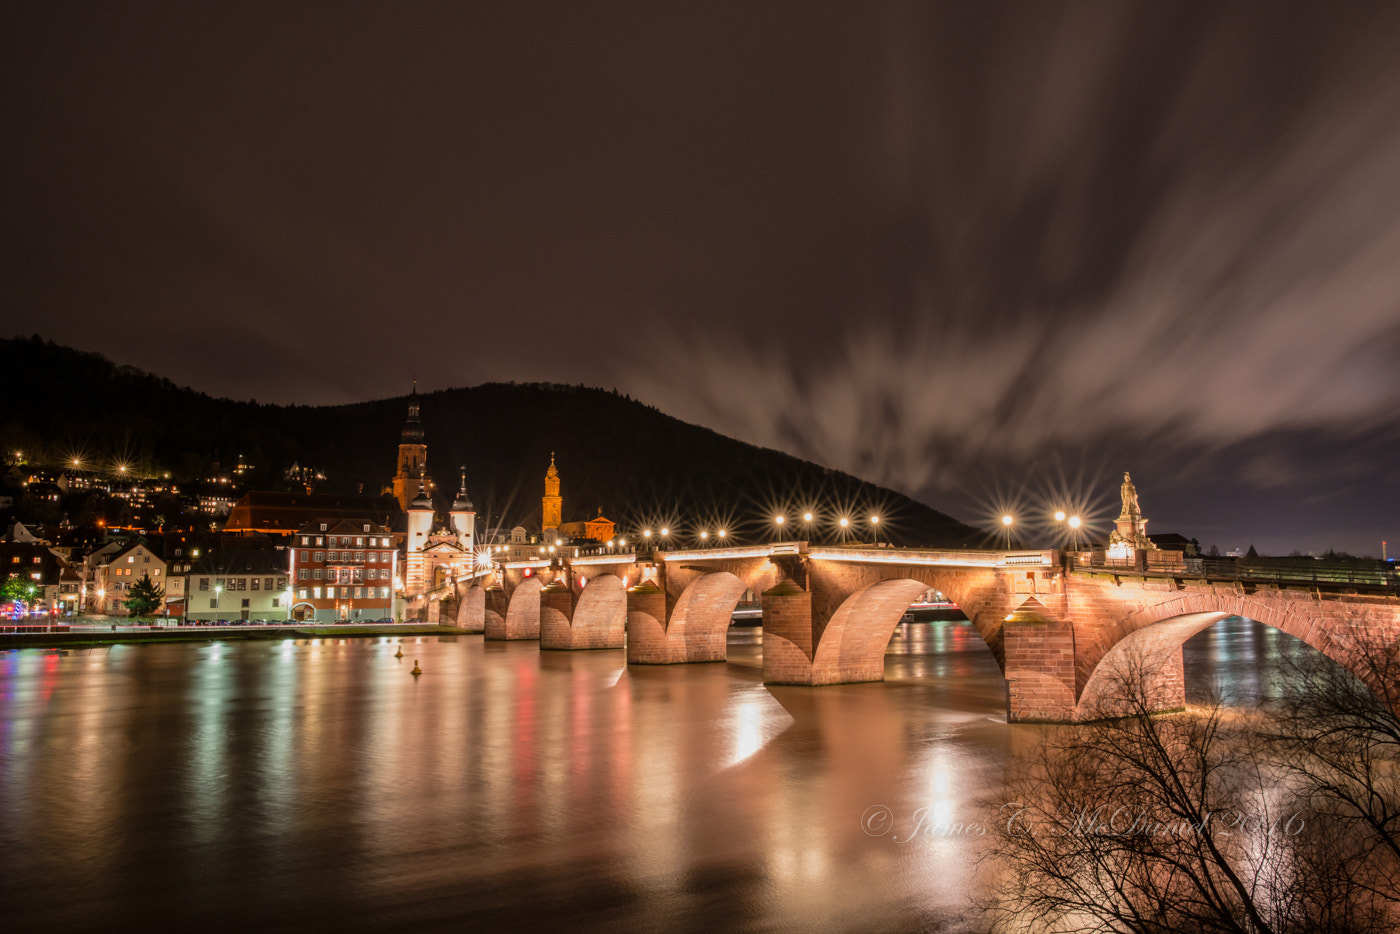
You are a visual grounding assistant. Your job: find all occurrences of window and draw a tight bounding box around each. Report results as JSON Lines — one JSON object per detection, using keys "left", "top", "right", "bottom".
{"left": 199, "top": 578, "right": 209, "bottom": 591}
{"left": 265, "top": 578, "right": 273, "bottom": 590}
{"left": 354, "top": 587, "right": 362, "bottom": 599}
{"left": 356, "top": 537, "right": 364, "bottom": 547}
{"left": 32, "top": 556, "right": 41, "bottom": 564}
{"left": 153, "top": 569, "right": 161, "bottom": 576}
{"left": 319, "top": 523, "right": 327, "bottom": 532}
{"left": 313, "top": 569, "right": 324, "bottom": 580}
{"left": 315, "top": 537, "right": 323, "bottom": 546}
{"left": 128, "top": 556, "right": 134, "bottom": 563}
{"left": 277, "top": 578, "right": 286, "bottom": 588}
{"left": 299, "top": 588, "right": 308, "bottom": 600}
{"left": 314, "top": 552, "right": 324, "bottom": 562}
{"left": 272, "top": 597, "right": 280, "bottom": 608}
{"left": 362, "top": 524, "right": 370, "bottom": 533}
{"left": 301, "top": 536, "right": 309, "bottom": 546}
{"left": 143, "top": 556, "right": 150, "bottom": 564}
{"left": 341, "top": 587, "right": 349, "bottom": 598}
{"left": 209, "top": 598, "right": 217, "bottom": 608}
{"left": 299, "top": 570, "right": 309, "bottom": 580}
{"left": 313, "top": 587, "right": 322, "bottom": 599}
{"left": 300, "top": 550, "right": 309, "bottom": 563}
{"left": 241, "top": 598, "right": 250, "bottom": 608}
{"left": 355, "top": 552, "right": 364, "bottom": 562}
{"left": 251, "top": 578, "right": 261, "bottom": 591}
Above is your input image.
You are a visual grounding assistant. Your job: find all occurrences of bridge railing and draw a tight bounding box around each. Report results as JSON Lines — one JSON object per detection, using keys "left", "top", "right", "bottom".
{"left": 1071, "top": 553, "right": 1399, "bottom": 589}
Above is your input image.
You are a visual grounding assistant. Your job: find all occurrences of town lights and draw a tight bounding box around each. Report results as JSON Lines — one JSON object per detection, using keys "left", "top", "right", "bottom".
{"left": 717, "top": 530, "right": 726, "bottom": 539}
{"left": 660, "top": 528, "right": 669, "bottom": 537}
{"left": 700, "top": 531, "right": 709, "bottom": 541}
{"left": 643, "top": 529, "right": 652, "bottom": 539}
{"left": 1069, "top": 516, "right": 1081, "bottom": 529}
{"left": 1054, "top": 510, "right": 1066, "bottom": 522}
{"left": 775, "top": 515, "right": 785, "bottom": 526}
{"left": 839, "top": 517, "right": 849, "bottom": 528}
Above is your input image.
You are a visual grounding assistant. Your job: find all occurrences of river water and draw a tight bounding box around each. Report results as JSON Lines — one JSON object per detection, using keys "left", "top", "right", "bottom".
{"left": 0, "top": 617, "right": 1307, "bottom": 932}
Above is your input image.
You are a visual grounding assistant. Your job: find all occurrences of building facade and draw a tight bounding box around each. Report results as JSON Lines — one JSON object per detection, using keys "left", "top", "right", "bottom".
{"left": 288, "top": 518, "right": 398, "bottom": 622}
{"left": 187, "top": 549, "right": 290, "bottom": 622}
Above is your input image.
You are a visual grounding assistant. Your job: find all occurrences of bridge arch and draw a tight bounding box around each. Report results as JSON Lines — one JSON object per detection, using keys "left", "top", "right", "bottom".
{"left": 541, "top": 573, "right": 626, "bottom": 649}
{"left": 1073, "top": 591, "right": 1400, "bottom": 718}
{"left": 808, "top": 575, "right": 1005, "bottom": 685}
{"left": 669, "top": 571, "right": 749, "bottom": 662}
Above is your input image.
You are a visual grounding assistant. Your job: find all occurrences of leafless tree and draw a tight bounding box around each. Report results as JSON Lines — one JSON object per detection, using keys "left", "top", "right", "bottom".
{"left": 1263, "top": 628, "right": 1400, "bottom": 921}
{"left": 982, "top": 647, "right": 1382, "bottom": 934}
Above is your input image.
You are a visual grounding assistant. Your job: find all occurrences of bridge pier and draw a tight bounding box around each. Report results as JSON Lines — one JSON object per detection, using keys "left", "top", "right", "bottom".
{"left": 759, "top": 579, "right": 825, "bottom": 683}
{"left": 455, "top": 584, "right": 486, "bottom": 633}
{"left": 1002, "top": 600, "right": 1077, "bottom": 722}
{"left": 486, "top": 578, "right": 539, "bottom": 640}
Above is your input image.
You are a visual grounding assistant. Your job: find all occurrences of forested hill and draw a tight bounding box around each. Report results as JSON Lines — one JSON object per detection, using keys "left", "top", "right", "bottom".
{"left": 0, "top": 336, "right": 984, "bottom": 546}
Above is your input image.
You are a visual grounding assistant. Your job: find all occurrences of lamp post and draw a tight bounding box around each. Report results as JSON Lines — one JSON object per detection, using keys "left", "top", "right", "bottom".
{"left": 1001, "top": 515, "right": 1013, "bottom": 550}
{"left": 870, "top": 515, "right": 880, "bottom": 546}
{"left": 803, "top": 512, "right": 814, "bottom": 544}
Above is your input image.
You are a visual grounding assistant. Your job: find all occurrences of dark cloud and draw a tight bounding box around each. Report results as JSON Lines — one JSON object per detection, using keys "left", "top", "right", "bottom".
{"left": 4, "top": 2, "right": 1398, "bottom": 554}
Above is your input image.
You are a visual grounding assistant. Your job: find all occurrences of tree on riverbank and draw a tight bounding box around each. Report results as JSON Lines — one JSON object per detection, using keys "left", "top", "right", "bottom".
{"left": 985, "top": 643, "right": 1400, "bottom": 933}
{"left": 122, "top": 572, "right": 164, "bottom": 617}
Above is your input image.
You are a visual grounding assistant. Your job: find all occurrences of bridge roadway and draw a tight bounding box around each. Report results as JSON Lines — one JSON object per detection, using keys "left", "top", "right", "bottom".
{"left": 412, "top": 542, "right": 1400, "bottom": 723}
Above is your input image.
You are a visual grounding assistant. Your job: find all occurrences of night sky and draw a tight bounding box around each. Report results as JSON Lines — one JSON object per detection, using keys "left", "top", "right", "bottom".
{"left": 5, "top": 2, "right": 1399, "bottom": 556}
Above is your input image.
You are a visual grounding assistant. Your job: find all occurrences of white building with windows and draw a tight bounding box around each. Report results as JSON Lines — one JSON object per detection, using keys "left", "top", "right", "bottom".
{"left": 186, "top": 549, "right": 290, "bottom": 622}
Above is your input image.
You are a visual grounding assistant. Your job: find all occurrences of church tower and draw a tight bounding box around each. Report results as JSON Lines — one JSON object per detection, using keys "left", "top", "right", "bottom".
{"left": 405, "top": 480, "right": 434, "bottom": 593}
{"left": 392, "top": 387, "right": 428, "bottom": 512}
{"left": 542, "top": 453, "right": 562, "bottom": 531}
{"left": 450, "top": 467, "right": 476, "bottom": 555}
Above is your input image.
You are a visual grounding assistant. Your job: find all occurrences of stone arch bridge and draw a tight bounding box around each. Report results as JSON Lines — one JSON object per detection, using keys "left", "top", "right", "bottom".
{"left": 426, "top": 543, "right": 1400, "bottom": 723}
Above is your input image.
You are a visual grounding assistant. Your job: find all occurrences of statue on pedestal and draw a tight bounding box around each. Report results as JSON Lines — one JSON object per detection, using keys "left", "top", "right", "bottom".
{"left": 1109, "top": 470, "right": 1155, "bottom": 553}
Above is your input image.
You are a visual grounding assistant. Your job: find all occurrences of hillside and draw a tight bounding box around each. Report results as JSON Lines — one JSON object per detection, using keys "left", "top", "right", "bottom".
{"left": 1, "top": 336, "right": 984, "bottom": 546}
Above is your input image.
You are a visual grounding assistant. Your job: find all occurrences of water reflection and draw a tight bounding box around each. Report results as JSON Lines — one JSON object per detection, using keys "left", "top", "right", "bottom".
{"left": 0, "top": 616, "right": 1311, "bottom": 931}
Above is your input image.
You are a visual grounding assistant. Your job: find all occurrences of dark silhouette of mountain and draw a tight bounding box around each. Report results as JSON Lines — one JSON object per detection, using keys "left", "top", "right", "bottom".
{"left": 1, "top": 335, "right": 984, "bottom": 546}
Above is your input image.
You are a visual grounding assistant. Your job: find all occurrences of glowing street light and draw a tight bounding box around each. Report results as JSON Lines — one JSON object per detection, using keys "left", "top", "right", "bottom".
{"left": 1054, "top": 510, "right": 1066, "bottom": 522}
{"left": 699, "top": 531, "right": 709, "bottom": 542}
{"left": 717, "top": 530, "right": 726, "bottom": 540}
{"left": 870, "top": 515, "right": 881, "bottom": 545}
{"left": 1002, "top": 514, "right": 1013, "bottom": 549}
